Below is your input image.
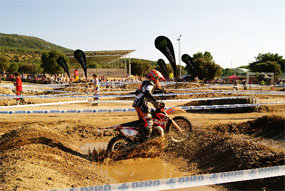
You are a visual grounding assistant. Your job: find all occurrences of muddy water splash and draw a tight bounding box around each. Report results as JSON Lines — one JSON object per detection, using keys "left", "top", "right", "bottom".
{"left": 80, "top": 142, "right": 108, "bottom": 154}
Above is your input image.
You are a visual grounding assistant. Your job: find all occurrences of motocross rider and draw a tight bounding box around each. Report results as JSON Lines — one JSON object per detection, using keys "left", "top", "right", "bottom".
{"left": 132, "top": 69, "right": 166, "bottom": 139}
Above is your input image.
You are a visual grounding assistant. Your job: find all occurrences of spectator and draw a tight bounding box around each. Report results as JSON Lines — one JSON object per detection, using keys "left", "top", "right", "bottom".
{"left": 14, "top": 73, "right": 25, "bottom": 105}
{"left": 233, "top": 80, "right": 239, "bottom": 90}
{"left": 91, "top": 74, "right": 100, "bottom": 106}
{"left": 73, "top": 67, "right": 79, "bottom": 82}
{"left": 242, "top": 79, "right": 247, "bottom": 90}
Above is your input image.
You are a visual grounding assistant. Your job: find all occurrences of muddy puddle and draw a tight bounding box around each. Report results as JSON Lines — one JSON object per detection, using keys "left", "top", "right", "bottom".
{"left": 101, "top": 158, "right": 218, "bottom": 191}
{"left": 79, "top": 143, "right": 217, "bottom": 190}
{"left": 102, "top": 157, "right": 190, "bottom": 183}
{"left": 80, "top": 142, "right": 190, "bottom": 182}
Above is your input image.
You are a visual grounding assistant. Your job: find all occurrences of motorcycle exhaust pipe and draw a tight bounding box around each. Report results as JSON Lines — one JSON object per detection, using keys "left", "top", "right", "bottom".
{"left": 153, "top": 126, "right": 165, "bottom": 137}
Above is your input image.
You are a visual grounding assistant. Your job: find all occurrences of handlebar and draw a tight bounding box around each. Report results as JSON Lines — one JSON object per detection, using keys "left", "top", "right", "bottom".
{"left": 154, "top": 101, "right": 165, "bottom": 109}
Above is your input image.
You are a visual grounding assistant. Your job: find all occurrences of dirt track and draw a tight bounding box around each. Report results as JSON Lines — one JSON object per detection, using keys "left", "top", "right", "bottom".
{"left": 0, "top": 83, "right": 284, "bottom": 191}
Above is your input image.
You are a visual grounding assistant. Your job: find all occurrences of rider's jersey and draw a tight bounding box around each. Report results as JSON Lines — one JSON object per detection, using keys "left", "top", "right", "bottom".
{"left": 132, "top": 80, "right": 157, "bottom": 113}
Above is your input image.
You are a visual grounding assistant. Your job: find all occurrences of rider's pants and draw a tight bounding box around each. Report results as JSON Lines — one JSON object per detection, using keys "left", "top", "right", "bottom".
{"left": 135, "top": 108, "right": 153, "bottom": 136}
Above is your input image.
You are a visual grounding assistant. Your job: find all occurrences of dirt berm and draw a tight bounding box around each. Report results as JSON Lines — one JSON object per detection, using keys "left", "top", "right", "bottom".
{"left": 170, "top": 115, "right": 284, "bottom": 190}
{"left": 0, "top": 126, "right": 107, "bottom": 191}
{"left": 183, "top": 96, "right": 260, "bottom": 113}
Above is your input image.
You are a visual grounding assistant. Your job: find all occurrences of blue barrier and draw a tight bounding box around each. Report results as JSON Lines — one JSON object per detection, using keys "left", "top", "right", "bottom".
{"left": 1, "top": 102, "right": 285, "bottom": 115}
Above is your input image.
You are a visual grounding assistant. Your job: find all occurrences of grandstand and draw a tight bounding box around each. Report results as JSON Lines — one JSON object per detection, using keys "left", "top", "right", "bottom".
{"left": 65, "top": 50, "right": 135, "bottom": 76}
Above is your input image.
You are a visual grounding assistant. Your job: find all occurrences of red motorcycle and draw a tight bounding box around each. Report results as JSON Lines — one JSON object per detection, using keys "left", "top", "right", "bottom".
{"left": 107, "top": 102, "right": 192, "bottom": 153}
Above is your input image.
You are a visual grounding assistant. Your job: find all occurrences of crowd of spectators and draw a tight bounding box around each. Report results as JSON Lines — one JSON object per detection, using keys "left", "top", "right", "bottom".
{"left": 0, "top": 71, "right": 284, "bottom": 88}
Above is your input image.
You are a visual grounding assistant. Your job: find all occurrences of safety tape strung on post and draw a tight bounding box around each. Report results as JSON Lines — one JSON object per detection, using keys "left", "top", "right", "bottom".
{"left": 88, "top": 96, "right": 252, "bottom": 104}
{"left": 1, "top": 102, "right": 285, "bottom": 114}
{"left": 0, "top": 96, "right": 251, "bottom": 109}
{"left": 0, "top": 94, "right": 89, "bottom": 99}
{"left": 43, "top": 165, "right": 285, "bottom": 191}
{"left": 1, "top": 89, "right": 284, "bottom": 99}
{"left": 0, "top": 100, "right": 88, "bottom": 109}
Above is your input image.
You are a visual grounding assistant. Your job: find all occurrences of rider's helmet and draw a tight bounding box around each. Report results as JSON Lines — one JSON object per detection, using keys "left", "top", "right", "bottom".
{"left": 146, "top": 69, "right": 166, "bottom": 88}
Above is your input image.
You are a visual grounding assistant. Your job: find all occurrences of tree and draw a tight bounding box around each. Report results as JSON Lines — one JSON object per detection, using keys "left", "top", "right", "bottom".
{"left": 19, "top": 63, "right": 37, "bottom": 74}
{"left": 0, "top": 54, "right": 9, "bottom": 73}
{"left": 187, "top": 51, "right": 222, "bottom": 81}
{"left": 280, "top": 59, "right": 285, "bottom": 72}
{"left": 41, "top": 50, "right": 67, "bottom": 75}
{"left": 249, "top": 53, "right": 283, "bottom": 76}
{"left": 222, "top": 68, "right": 231, "bottom": 76}
{"left": 7, "top": 63, "right": 19, "bottom": 73}
{"left": 255, "top": 53, "right": 282, "bottom": 63}
{"left": 249, "top": 61, "right": 281, "bottom": 77}
{"left": 88, "top": 62, "right": 101, "bottom": 68}
{"left": 129, "top": 60, "right": 153, "bottom": 76}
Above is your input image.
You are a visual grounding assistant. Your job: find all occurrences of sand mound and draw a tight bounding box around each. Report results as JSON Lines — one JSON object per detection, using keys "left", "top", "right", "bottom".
{"left": 184, "top": 96, "right": 259, "bottom": 113}
{"left": 0, "top": 126, "right": 107, "bottom": 191}
{"left": 165, "top": 83, "right": 203, "bottom": 89}
{"left": 259, "top": 104, "right": 285, "bottom": 113}
{"left": 214, "top": 115, "right": 285, "bottom": 140}
{"left": 170, "top": 115, "right": 284, "bottom": 190}
{"left": 119, "top": 83, "right": 140, "bottom": 90}
{"left": 0, "top": 126, "right": 83, "bottom": 157}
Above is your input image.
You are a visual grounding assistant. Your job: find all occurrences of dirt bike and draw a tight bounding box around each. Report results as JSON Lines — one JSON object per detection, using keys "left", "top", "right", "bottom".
{"left": 107, "top": 102, "right": 192, "bottom": 153}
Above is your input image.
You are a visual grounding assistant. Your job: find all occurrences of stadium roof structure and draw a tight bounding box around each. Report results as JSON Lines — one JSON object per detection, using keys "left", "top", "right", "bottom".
{"left": 66, "top": 49, "right": 135, "bottom": 63}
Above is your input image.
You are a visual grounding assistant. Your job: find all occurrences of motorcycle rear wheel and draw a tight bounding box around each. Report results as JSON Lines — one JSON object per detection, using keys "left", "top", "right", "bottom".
{"left": 168, "top": 116, "right": 192, "bottom": 143}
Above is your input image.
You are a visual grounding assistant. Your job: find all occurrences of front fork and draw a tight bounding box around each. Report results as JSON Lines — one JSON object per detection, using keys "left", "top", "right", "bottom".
{"left": 170, "top": 119, "right": 183, "bottom": 132}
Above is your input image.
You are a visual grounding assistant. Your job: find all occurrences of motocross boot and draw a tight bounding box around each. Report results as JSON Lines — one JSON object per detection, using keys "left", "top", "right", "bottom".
{"left": 143, "top": 117, "right": 153, "bottom": 141}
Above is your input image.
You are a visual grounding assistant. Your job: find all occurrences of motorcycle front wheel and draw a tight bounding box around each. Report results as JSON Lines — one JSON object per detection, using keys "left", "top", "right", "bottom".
{"left": 168, "top": 116, "right": 192, "bottom": 143}
{"left": 107, "top": 136, "right": 132, "bottom": 153}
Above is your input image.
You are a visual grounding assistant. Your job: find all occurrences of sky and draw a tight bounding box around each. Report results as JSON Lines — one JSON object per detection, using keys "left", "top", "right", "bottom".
{"left": 0, "top": 0, "right": 284, "bottom": 68}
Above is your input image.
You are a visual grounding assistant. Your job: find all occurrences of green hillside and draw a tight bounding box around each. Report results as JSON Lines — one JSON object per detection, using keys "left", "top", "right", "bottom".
{"left": 0, "top": 33, "right": 71, "bottom": 53}
{"left": 0, "top": 33, "right": 72, "bottom": 72}
{"left": 0, "top": 33, "right": 162, "bottom": 75}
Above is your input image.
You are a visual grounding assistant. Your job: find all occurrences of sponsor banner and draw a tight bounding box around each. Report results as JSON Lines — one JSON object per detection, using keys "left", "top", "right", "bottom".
{"left": 182, "top": 54, "right": 194, "bottom": 74}
{"left": 74, "top": 49, "right": 87, "bottom": 79}
{"left": 155, "top": 36, "right": 177, "bottom": 79}
{"left": 57, "top": 56, "right": 70, "bottom": 78}
{"left": 43, "top": 165, "right": 285, "bottom": 191}
{"left": 157, "top": 59, "right": 169, "bottom": 80}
